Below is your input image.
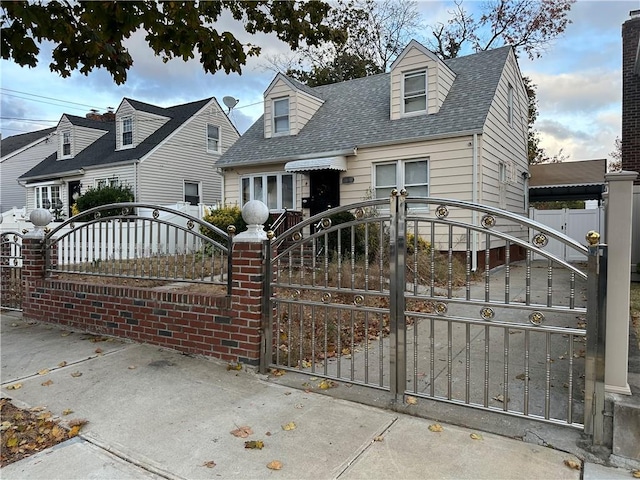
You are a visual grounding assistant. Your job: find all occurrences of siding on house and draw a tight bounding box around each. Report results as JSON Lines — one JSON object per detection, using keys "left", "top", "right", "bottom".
{"left": 115, "top": 101, "right": 169, "bottom": 150}
{"left": 480, "top": 49, "right": 529, "bottom": 214}
{"left": 389, "top": 44, "right": 455, "bottom": 120}
{"left": 1, "top": 135, "right": 57, "bottom": 211}
{"left": 58, "top": 117, "right": 108, "bottom": 159}
{"left": 263, "top": 76, "right": 323, "bottom": 138}
{"left": 137, "top": 101, "right": 233, "bottom": 205}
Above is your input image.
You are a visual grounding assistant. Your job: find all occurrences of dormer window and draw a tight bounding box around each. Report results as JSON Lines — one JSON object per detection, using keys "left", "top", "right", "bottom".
{"left": 403, "top": 70, "right": 427, "bottom": 114}
{"left": 122, "top": 116, "right": 133, "bottom": 147}
{"left": 62, "top": 131, "right": 71, "bottom": 156}
{"left": 207, "top": 124, "right": 221, "bottom": 153}
{"left": 273, "top": 98, "right": 290, "bottom": 135}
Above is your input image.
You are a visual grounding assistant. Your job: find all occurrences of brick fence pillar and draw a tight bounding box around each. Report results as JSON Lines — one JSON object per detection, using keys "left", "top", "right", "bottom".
{"left": 21, "top": 235, "right": 48, "bottom": 318}
{"left": 229, "top": 200, "right": 271, "bottom": 367}
{"left": 230, "top": 241, "right": 265, "bottom": 365}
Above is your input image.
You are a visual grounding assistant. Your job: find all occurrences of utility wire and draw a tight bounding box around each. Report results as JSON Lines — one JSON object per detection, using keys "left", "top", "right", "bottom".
{"left": 0, "top": 88, "right": 110, "bottom": 111}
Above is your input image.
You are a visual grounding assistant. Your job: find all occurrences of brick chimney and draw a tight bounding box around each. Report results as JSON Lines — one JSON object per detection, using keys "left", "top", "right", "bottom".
{"left": 622, "top": 10, "right": 640, "bottom": 183}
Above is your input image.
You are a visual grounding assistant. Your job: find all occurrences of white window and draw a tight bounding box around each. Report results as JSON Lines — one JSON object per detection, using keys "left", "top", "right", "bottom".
{"left": 241, "top": 173, "right": 294, "bottom": 210}
{"left": 403, "top": 70, "right": 427, "bottom": 114}
{"left": 374, "top": 159, "right": 429, "bottom": 203}
{"left": 507, "top": 84, "right": 514, "bottom": 126}
{"left": 184, "top": 181, "right": 200, "bottom": 205}
{"left": 122, "top": 116, "right": 133, "bottom": 147}
{"left": 62, "top": 131, "right": 71, "bottom": 157}
{"left": 273, "top": 98, "right": 290, "bottom": 134}
{"left": 207, "top": 124, "right": 221, "bottom": 153}
{"left": 35, "top": 185, "right": 62, "bottom": 210}
{"left": 95, "top": 177, "right": 119, "bottom": 189}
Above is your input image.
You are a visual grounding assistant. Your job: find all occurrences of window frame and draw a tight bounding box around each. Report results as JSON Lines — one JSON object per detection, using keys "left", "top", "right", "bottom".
{"left": 507, "top": 84, "right": 514, "bottom": 127}
{"left": 206, "top": 124, "right": 221, "bottom": 153}
{"left": 61, "top": 131, "right": 72, "bottom": 158}
{"left": 34, "top": 183, "right": 62, "bottom": 210}
{"left": 374, "top": 159, "right": 429, "bottom": 209}
{"left": 121, "top": 116, "right": 134, "bottom": 148}
{"left": 240, "top": 172, "right": 295, "bottom": 211}
{"left": 184, "top": 181, "right": 201, "bottom": 206}
{"left": 402, "top": 70, "right": 427, "bottom": 116}
{"left": 272, "top": 97, "right": 290, "bottom": 135}
{"left": 94, "top": 177, "right": 119, "bottom": 189}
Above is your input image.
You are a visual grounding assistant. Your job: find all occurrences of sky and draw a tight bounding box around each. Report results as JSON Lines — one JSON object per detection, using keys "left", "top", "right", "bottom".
{"left": 1, "top": 0, "right": 637, "bottom": 164}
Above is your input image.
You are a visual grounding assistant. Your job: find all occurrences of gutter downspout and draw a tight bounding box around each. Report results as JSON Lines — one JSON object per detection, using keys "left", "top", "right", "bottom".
{"left": 472, "top": 134, "right": 478, "bottom": 272}
{"left": 134, "top": 160, "right": 139, "bottom": 202}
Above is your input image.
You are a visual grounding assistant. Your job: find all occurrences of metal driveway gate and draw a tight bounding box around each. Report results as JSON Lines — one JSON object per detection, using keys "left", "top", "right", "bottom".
{"left": 1, "top": 231, "right": 24, "bottom": 311}
{"left": 263, "top": 191, "right": 607, "bottom": 442}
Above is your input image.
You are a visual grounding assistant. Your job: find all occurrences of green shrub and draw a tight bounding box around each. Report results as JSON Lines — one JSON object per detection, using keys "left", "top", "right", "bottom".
{"left": 74, "top": 184, "right": 134, "bottom": 219}
{"left": 201, "top": 205, "right": 247, "bottom": 245}
{"left": 406, "top": 233, "right": 431, "bottom": 255}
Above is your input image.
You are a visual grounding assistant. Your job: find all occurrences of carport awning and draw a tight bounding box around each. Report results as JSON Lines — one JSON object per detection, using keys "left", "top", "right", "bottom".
{"left": 285, "top": 156, "right": 347, "bottom": 172}
{"left": 529, "top": 184, "right": 606, "bottom": 202}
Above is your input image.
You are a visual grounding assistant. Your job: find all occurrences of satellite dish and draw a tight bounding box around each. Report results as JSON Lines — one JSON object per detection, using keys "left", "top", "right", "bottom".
{"left": 222, "top": 96, "right": 239, "bottom": 112}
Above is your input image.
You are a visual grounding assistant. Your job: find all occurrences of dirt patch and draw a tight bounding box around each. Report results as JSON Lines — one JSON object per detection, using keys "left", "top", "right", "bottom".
{"left": 0, "top": 398, "right": 87, "bottom": 467}
{"left": 55, "top": 274, "right": 228, "bottom": 296}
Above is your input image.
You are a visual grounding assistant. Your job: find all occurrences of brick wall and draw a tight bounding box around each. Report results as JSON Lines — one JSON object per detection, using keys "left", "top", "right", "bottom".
{"left": 19, "top": 236, "right": 266, "bottom": 366}
{"left": 622, "top": 13, "right": 640, "bottom": 182}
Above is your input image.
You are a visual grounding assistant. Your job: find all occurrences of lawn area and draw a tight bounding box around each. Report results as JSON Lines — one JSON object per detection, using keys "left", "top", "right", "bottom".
{"left": 630, "top": 283, "right": 640, "bottom": 348}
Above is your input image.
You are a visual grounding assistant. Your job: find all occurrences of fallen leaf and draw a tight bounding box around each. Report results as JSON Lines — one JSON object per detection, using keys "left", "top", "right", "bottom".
{"left": 284, "top": 392, "right": 291, "bottom": 396}
{"left": 38, "top": 369, "right": 50, "bottom": 376}
{"left": 470, "top": 433, "right": 483, "bottom": 440}
{"left": 68, "top": 425, "right": 81, "bottom": 437}
{"left": 406, "top": 396, "right": 417, "bottom": 405}
{"left": 267, "top": 460, "right": 283, "bottom": 470}
{"left": 70, "top": 371, "right": 82, "bottom": 378}
{"left": 632, "top": 470, "right": 640, "bottom": 478}
{"left": 515, "top": 373, "right": 529, "bottom": 381}
{"left": 226, "top": 363, "right": 242, "bottom": 371}
{"left": 6, "top": 383, "right": 22, "bottom": 390}
{"left": 265, "top": 431, "right": 272, "bottom": 436}
{"left": 281, "top": 422, "right": 296, "bottom": 431}
{"left": 1, "top": 421, "right": 12, "bottom": 431}
{"left": 318, "top": 379, "right": 337, "bottom": 390}
{"left": 373, "top": 435, "right": 384, "bottom": 442}
{"left": 271, "top": 369, "right": 285, "bottom": 377}
{"left": 7, "top": 436, "right": 18, "bottom": 447}
{"left": 95, "top": 348, "right": 103, "bottom": 354}
{"left": 128, "top": 365, "right": 136, "bottom": 370}
{"left": 244, "top": 440, "right": 264, "bottom": 449}
{"left": 493, "top": 394, "right": 509, "bottom": 403}
{"left": 428, "top": 423, "right": 443, "bottom": 432}
{"left": 564, "top": 459, "right": 581, "bottom": 470}
{"left": 62, "top": 409, "right": 73, "bottom": 416}
{"left": 301, "top": 360, "right": 312, "bottom": 368}
{"left": 51, "top": 425, "right": 65, "bottom": 441}
{"left": 295, "top": 404, "right": 304, "bottom": 409}
{"left": 41, "top": 380, "right": 53, "bottom": 387}
{"left": 58, "top": 361, "right": 67, "bottom": 367}
{"left": 30, "top": 406, "right": 46, "bottom": 412}
{"left": 230, "top": 426, "right": 253, "bottom": 438}
{"left": 203, "top": 460, "right": 216, "bottom": 468}
{"left": 60, "top": 331, "right": 71, "bottom": 337}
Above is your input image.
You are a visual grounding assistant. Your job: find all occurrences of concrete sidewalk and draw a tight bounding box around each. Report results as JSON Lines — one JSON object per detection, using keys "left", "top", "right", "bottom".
{"left": 0, "top": 310, "right": 631, "bottom": 480}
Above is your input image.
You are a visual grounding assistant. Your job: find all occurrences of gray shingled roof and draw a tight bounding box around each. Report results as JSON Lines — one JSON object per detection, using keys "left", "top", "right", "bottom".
{"left": 1, "top": 127, "right": 56, "bottom": 158}
{"left": 217, "top": 46, "right": 511, "bottom": 168}
{"left": 20, "top": 98, "right": 212, "bottom": 181}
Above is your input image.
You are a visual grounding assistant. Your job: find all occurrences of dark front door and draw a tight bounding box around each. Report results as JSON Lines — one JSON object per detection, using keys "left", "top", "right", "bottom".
{"left": 309, "top": 170, "right": 340, "bottom": 217}
{"left": 68, "top": 181, "right": 81, "bottom": 217}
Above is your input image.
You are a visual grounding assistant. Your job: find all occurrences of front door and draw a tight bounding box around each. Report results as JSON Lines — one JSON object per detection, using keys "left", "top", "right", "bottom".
{"left": 68, "top": 181, "right": 81, "bottom": 218}
{"left": 309, "top": 170, "right": 340, "bottom": 217}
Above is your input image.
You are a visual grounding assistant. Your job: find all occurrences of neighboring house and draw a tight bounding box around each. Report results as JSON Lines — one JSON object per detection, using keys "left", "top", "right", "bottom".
{"left": 217, "top": 40, "right": 529, "bottom": 262}
{"left": 621, "top": 10, "right": 640, "bottom": 267}
{"left": 19, "top": 97, "right": 239, "bottom": 219}
{"left": 1, "top": 127, "right": 57, "bottom": 213}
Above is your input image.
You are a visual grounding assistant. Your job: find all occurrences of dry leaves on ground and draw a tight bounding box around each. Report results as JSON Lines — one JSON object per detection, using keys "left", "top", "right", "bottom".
{"left": 230, "top": 426, "right": 253, "bottom": 438}
{"left": 281, "top": 422, "right": 296, "bottom": 431}
{"left": 244, "top": 440, "right": 264, "bottom": 449}
{"left": 267, "top": 460, "right": 283, "bottom": 470}
{"left": 0, "top": 398, "right": 87, "bottom": 467}
{"left": 469, "top": 433, "right": 483, "bottom": 440}
{"left": 428, "top": 423, "right": 443, "bottom": 432}
{"left": 563, "top": 459, "right": 581, "bottom": 470}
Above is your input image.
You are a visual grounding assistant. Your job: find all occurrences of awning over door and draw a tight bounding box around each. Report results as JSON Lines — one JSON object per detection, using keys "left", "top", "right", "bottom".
{"left": 284, "top": 156, "right": 347, "bottom": 172}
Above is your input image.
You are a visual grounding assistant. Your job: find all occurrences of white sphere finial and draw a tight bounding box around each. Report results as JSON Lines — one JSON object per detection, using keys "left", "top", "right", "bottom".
{"left": 234, "top": 200, "right": 269, "bottom": 243}
{"left": 27, "top": 208, "right": 52, "bottom": 238}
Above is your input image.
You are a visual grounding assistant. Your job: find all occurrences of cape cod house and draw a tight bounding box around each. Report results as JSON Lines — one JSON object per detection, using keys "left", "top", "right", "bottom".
{"left": 216, "top": 40, "right": 529, "bottom": 261}
{"left": 19, "top": 97, "right": 239, "bottom": 219}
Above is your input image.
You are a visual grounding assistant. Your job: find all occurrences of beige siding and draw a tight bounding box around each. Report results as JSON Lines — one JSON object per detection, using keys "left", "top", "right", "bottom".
{"left": 390, "top": 46, "right": 455, "bottom": 120}
{"left": 263, "top": 77, "right": 323, "bottom": 138}
{"left": 81, "top": 164, "right": 136, "bottom": 192}
{"left": 138, "top": 101, "right": 237, "bottom": 205}
{"left": 480, "top": 49, "right": 528, "bottom": 216}
{"left": 1, "top": 135, "right": 57, "bottom": 211}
